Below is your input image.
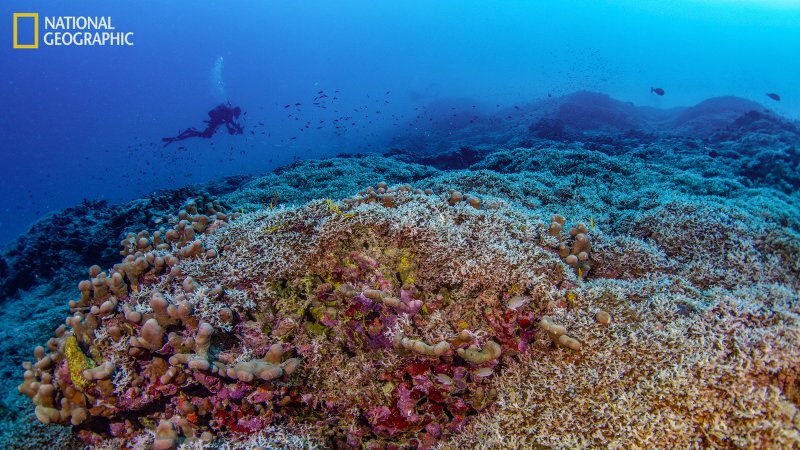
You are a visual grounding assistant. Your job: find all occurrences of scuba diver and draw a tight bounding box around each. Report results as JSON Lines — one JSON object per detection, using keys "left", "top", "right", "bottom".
{"left": 162, "top": 103, "right": 244, "bottom": 146}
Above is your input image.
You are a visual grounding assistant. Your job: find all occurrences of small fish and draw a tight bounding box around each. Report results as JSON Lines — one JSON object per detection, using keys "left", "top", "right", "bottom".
{"left": 651, "top": 87, "right": 665, "bottom": 96}
{"left": 475, "top": 367, "right": 494, "bottom": 378}
{"left": 506, "top": 295, "right": 529, "bottom": 310}
{"left": 766, "top": 93, "right": 781, "bottom": 101}
{"left": 434, "top": 373, "right": 453, "bottom": 385}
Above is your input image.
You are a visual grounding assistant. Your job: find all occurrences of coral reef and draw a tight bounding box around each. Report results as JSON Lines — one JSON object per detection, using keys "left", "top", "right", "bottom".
{"left": 0, "top": 182, "right": 249, "bottom": 301}
{"left": 387, "top": 91, "right": 800, "bottom": 192}
{"left": 20, "top": 183, "right": 573, "bottom": 447}
{"left": 3, "top": 104, "right": 800, "bottom": 448}
{"left": 444, "top": 280, "right": 800, "bottom": 449}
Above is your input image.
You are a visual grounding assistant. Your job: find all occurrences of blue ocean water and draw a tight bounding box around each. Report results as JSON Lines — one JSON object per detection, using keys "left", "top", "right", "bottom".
{"left": 1, "top": 0, "right": 798, "bottom": 246}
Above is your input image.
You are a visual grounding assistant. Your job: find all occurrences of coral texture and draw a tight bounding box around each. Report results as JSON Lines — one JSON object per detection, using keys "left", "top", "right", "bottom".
{"left": 19, "top": 185, "right": 584, "bottom": 448}
{"left": 9, "top": 140, "right": 800, "bottom": 449}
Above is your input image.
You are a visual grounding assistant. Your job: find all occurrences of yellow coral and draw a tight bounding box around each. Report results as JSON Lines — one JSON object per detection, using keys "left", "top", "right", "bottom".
{"left": 322, "top": 272, "right": 342, "bottom": 291}
{"left": 566, "top": 290, "right": 577, "bottom": 309}
{"left": 325, "top": 199, "right": 355, "bottom": 218}
{"left": 64, "top": 335, "right": 95, "bottom": 391}
{"left": 265, "top": 223, "right": 285, "bottom": 233}
{"left": 397, "top": 249, "right": 416, "bottom": 284}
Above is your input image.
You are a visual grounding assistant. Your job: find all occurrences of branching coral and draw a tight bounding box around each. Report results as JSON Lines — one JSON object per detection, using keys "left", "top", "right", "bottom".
{"left": 20, "top": 186, "right": 576, "bottom": 448}
{"left": 26, "top": 180, "right": 800, "bottom": 449}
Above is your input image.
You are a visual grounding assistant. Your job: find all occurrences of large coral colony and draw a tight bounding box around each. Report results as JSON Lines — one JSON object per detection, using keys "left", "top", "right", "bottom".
{"left": 18, "top": 185, "right": 596, "bottom": 448}
{"left": 16, "top": 168, "right": 800, "bottom": 449}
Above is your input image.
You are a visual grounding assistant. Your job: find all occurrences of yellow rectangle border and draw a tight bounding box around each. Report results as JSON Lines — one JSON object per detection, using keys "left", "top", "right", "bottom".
{"left": 13, "top": 13, "right": 39, "bottom": 49}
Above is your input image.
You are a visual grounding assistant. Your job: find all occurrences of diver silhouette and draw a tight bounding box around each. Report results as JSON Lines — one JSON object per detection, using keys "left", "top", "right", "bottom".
{"left": 162, "top": 103, "right": 244, "bottom": 146}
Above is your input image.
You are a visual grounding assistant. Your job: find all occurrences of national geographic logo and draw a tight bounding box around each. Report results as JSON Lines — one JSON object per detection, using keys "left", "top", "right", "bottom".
{"left": 12, "top": 13, "right": 38, "bottom": 48}
{"left": 12, "top": 13, "right": 135, "bottom": 48}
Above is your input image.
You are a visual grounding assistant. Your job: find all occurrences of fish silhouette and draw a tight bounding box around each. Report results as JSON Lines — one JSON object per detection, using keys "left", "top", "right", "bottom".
{"left": 651, "top": 87, "right": 665, "bottom": 96}
{"left": 766, "top": 93, "right": 781, "bottom": 101}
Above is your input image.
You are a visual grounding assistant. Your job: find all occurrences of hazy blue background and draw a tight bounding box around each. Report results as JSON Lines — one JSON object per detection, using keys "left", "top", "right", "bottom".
{"left": 1, "top": 0, "right": 798, "bottom": 246}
